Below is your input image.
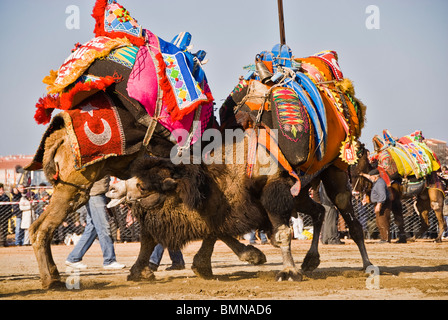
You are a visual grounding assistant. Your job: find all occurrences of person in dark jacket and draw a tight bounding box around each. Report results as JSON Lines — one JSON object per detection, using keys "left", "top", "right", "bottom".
{"left": 0, "top": 184, "right": 12, "bottom": 247}
{"left": 11, "top": 186, "right": 23, "bottom": 246}
{"left": 362, "top": 169, "right": 391, "bottom": 243}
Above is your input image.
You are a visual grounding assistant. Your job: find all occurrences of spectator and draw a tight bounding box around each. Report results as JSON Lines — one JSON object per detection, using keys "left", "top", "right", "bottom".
{"left": 35, "top": 183, "right": 50, "bottom": 218}
{"left": 249, "top": 230, "right": 268, "bottom": 245}
{"left": 148, "top": 244, "right": 185, "bottom": 271}
{"left": 0, "top": 184, "right": 12, "bottom": 247}
{"left": 65, "top": 176, "right": 125, "bottom": 270}
{"left": 318, "top": 183, "right": 344, "bottom": 245}
{"left": 11, "top": 186, "right": 23, "bottom": 246}
{"left": 362, "top": 169, "right": 391, "bottom": 243}
{"left": 18, "top": 184, "right": 37, "bottom": 246}
{"left": 291, "top": 215, "right": 308, "bottom": 240}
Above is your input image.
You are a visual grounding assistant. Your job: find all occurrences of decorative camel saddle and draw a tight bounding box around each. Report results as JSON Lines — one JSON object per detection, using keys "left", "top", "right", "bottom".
{"left": 221, "top": 43, "right": 366, "bottom": 185}
{"left": 29, "top": 0, "right": 214, "bottom": 170}
{"left": 370, "top": 129, "right": 441, "bottom": 188}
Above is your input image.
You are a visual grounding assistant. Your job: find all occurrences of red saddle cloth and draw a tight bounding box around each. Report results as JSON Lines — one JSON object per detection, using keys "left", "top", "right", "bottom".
{"left": 27, "top": 91, "right": 145, "bottom": 171}
{"left": 65, "top": 92, "right": 125, "bottom": 168}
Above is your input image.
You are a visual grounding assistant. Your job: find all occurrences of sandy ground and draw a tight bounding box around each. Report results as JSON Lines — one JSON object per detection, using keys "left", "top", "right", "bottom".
{"left": 0, "top": 239, "right": 447, "bottom": 300}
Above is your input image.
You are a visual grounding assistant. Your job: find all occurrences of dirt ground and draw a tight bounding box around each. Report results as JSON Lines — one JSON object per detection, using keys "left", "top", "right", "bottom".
{"left": 0, "top": 238, "right": 447, "bottom": 300}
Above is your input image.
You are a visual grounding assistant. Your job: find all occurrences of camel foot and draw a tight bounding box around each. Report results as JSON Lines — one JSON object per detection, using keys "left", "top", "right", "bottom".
{"left": 191, "top": 264, "right": 213, "bottom": 279}
{"left": 239, "top": 245, "right": 267, "bottom": 265}
{"left": 275, "top": 268, "right": 303, "bottom": 282}
{"left": 127, "top": 266, "right": 156, "bottom": 282}
{"left": 301, "top": 252, "right": 320, "bottom": 272}
{"left": 42, "top": 279, "right": 66, "bottom": 290}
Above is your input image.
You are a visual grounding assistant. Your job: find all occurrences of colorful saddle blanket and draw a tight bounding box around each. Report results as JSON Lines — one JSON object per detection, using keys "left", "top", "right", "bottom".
{"left": 35, "top": 0, "right": 214, "bottom": 150}
{"left": 371, "top": 130, "right": 441, "bottom": 180}
{"left": 234, "top": 44, "right": 363, "bottom": 166}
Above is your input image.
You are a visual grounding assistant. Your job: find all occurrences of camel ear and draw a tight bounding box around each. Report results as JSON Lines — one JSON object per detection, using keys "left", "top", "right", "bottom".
{"left": 162, "top": 178, "right": 177, "bottom": 191}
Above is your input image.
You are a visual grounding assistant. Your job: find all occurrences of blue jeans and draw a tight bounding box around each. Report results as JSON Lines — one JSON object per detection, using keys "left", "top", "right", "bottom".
{"left": 15, "top": 217, "right": 24, "bottom": 246}
{"left": 66, "top": 195, "right": 117, "bottom": 266}
{"left": 150, "top": 243, "right": 184, "bottom": 266}
{"left": 443, "top": 216, "right": 448, "bottom": 237}
{"left": 249, "top": 230, "right": 268, "bottom": 244}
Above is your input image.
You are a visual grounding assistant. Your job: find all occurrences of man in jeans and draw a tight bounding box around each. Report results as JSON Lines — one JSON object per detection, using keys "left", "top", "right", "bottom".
{"left": 65, "top": 176, "right": 125, "bottom": 269}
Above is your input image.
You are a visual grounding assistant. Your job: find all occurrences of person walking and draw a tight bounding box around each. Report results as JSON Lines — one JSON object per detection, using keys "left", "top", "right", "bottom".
{"left": 65, "top": 176, "right": 125, "bottom": 270}
{"left": 362, "top": 169, "right": 391, "bottom": 243}
{"left": 148, "top": 244, "right": 185, "bottom": 271}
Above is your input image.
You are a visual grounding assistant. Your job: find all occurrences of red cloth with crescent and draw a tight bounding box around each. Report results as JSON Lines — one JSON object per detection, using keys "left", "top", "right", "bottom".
{"left": 65, "top": 92, "right": 125, "bottom": 168}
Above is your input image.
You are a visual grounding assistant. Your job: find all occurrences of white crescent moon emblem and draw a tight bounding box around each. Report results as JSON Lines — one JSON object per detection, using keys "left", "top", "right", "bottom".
{"left": 84, "top": 119, "right": 112, "bottom": 146}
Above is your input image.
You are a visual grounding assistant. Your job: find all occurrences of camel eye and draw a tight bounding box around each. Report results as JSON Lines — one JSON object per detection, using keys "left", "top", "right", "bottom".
{"left": 136, "top": 183, "right": 147, "bottom": 193}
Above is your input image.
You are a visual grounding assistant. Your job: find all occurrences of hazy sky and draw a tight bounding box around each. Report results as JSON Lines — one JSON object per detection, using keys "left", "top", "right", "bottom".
{"left": 0, "top": 0, "right": 447, "bottom": 156}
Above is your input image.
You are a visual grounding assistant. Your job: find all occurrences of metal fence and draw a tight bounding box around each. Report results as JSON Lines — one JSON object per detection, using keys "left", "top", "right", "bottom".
{"left": 299, "top": 197, "right": 444, "bottom": 240}
{"left": 0, "top": 195, "right": 444, "bottom": 247}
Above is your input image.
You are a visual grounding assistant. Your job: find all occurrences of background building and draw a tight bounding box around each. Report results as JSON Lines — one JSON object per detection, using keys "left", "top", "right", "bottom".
{"left": 0, "top": 155, "right": 33, "bottom": 188}
{"left": 425, "top": 138, "right": 447, "bottom": 167}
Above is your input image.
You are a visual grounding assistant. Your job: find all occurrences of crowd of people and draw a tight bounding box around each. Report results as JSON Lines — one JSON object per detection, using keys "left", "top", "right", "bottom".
{"left": 0, "top": 183, "right": 50, "bottom": 247}
{"left": 0, "top": 181, "right": 140, "bottom": 248}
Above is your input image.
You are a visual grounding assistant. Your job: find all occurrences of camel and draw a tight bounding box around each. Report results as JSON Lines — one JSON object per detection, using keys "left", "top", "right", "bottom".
{"left": 27, "top": 96, "right": 272, "bottom": 289}
{"left": 111, "top": 139, "right": 373, "bottom": 282}
{"left": 111, "top": 51, "right": 375, "bottom": 282}
{"left": 350, "top": 140, "right": 447, "bottom": 242}
{"left": 25, "top": 0, "right": 265, "bottom": 289}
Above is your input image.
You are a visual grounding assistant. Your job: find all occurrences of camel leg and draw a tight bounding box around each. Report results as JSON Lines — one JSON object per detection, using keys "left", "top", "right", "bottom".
{"left": 321, "top": 166, "right": 372, "bottom": 270}
{"left": 261, "top": 181, "right": 302, "bottom": 281}
{"left": 219, "top": 235, "right": 267, "bottom": 265}
{"left": 295, "top": 190, "right": 325, "bottom": 272}
{"left": 413, "top": 193, "right": 430, "bottom": 240}
{"left": 428, "top": 188, "right": 447, "bottom": 243}
{"left": 191, "top": 236, "right": 216, "bottom": 279}
{"left": 128, "top": 224, "right": 156, "bottom": 281}
{"left": 30, "top": 184, "right": 90, "bottom": 289}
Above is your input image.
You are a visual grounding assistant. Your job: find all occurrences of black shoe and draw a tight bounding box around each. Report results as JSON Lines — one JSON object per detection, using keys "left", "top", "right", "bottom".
{"left": 329, "top": 240, "right": 345, "bottom": 245}
{"left": 165, "top": 264, "right": 185, "bottom": 271}
{"left": 395, "top": 237, "right": 407, "bottom": 244}
{"left": 148, "top": 262, "right": 158, "bottom": 271}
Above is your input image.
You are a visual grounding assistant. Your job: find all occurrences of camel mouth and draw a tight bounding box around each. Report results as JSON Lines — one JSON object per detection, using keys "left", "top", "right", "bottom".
{"left": 106, "top": 197, "right": 126, "bottom": 208}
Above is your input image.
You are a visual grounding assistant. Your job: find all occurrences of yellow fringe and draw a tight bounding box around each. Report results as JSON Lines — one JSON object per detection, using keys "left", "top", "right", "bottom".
{"left": 42, "top": 69, "right": 58, "bottom": 86}
{"left": 337, "top": 78, "right": 355, "bottom": 96}
{"left": 43, "top": 37, "right": 132, "bottom": 94}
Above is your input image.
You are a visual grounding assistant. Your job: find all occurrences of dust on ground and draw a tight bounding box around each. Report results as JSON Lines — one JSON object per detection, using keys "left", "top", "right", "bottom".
{"left": 0, "top": 239, "right": 447, "bottom": 300}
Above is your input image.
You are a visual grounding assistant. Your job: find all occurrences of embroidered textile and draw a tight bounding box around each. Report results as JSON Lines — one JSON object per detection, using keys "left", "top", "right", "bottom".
{"left": 106, "top": 45, "right": 139, "bottom": 68}
{"left": 272, "top": 88, "right": 308, "bottom": 142}
{"left": 92, "top": 0, "right": 145, "bottom": 46}
{"left": 45, "top": 36, "right": 131, "bottom": 94}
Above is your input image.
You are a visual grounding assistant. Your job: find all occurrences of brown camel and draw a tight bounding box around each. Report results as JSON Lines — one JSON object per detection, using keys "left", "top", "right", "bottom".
{"left": 350, "top": 142, "right": 447, "bottom": 242}
{"left": 27, "top": 93, "right": 269, "bottom": 289}
{"left": 114, "top": 70, "right": 374, "bottom": 281}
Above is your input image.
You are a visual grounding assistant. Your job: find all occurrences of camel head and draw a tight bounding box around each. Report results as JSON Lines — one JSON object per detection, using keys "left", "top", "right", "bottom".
{"left": 105, "top": 180, "right": 127, "bottom": 208}
{"left": 349, "top": 142, "right": 374, "bottom": 196}
{"left": 122, "top": 157, "right": 209, "bottom": 210}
